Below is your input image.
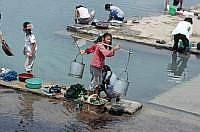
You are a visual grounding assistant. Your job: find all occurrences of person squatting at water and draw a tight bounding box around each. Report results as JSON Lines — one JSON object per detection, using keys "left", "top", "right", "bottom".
{"left": 165, "top": 0, "right": 183, "bottom": 11}
{"left": 23, "top": 22, "right": 37, "bottom": 73}
{"left": 172, "top": 17, "right": 193, "bottom": 53}
{"left": 105, "top": 3, "right": 125, "bottom": 22}
{"left": 74, "top": 5, "right": 95, "bottom": 25}
{"left": 80, "top": 33, "right": 120, "bottom": 92}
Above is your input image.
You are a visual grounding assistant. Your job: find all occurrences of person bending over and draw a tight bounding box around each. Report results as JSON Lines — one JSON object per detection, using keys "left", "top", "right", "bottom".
{"left": 74, "top": 5, "right": 95, "bottom": 25}
{"left": 105, "top": 4, "right": 125, "bottom": 22}
{"left": 172, "top": 17, "right": 192, "bottom": 53}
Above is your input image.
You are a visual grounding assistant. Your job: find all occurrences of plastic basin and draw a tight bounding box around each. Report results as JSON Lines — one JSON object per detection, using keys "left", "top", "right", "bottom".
{"left": 25, "top": 78, "right": 42, "bottom": 89}
{"left": 18, "top": 73, "right": 33, "bottom": 82}
{"left": 169, "top": 5, "right": 177, "bottom": 16}
{"left": 109, "top": 20, "right": 123, "bottom": 26}
{"left": 95, "top": 22, "right": 109, "bottom": 29}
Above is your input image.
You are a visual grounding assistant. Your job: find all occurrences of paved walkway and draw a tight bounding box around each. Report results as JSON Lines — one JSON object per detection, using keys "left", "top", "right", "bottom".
{"left": 151, "top": 74, "right": 200, "bottom": 115}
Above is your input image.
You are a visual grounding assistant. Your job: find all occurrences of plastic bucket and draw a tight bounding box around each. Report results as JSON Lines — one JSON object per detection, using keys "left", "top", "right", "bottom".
{"left": 169, "top": 5, "right": 177, "bottom": 16}
{"left": 69, "top": 61, "right": 85, "bottom": 78}
{"left": 113, "top": 78, "right": 129, "bottom": 96}
{"left": 18, "top": 72, "right": 33, "bottom": 82}
{"left": 178, "top": 40, "right": 192, "bottom": 48}
{"left": 69, "top": 54, "right": 85, "bottom": 79}
{"left": 112, "top": 71, "right": 130, "bottom": 96}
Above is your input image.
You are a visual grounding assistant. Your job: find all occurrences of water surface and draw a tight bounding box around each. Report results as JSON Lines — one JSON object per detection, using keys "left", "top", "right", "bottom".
{"left": 1, "top": 0, "right": 200, "bottom": 131}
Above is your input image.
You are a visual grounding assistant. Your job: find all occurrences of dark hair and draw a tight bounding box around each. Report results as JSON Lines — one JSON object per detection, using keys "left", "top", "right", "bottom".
{"left": 23, "top": 21, "right": 31, "bottom": 29}
{"left": 76, "top": 5, "right": 84, "bottom": 9}
{"left": 184, "top": 17, "right": 193, "bottom": 24}
{"left": 93, "top": 35, "right": 102, "bottom": 44}
{"left": 102, "top": 32, "right": 112, "bottom": 50}
{"left": 102, "top": 32, "right": 112, "bottom": 41}
{"left": 23, "top": 21, "right": 32, "bottom": 36}
{"left": 105, "top": 4, "right": 112, "bottom": 10}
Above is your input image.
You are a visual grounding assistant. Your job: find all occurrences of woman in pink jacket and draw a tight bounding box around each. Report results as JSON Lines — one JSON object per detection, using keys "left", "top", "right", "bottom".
{"left": 80, "top": 33, "right": 120, "bottom": 90}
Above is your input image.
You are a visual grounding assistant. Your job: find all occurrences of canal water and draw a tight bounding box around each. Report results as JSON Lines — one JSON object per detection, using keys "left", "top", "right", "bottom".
{"left": 0, "top": 0, "right": 200, "bottom": 131}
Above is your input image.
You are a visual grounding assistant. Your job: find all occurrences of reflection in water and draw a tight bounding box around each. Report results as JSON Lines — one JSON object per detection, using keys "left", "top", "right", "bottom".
{"left": 167, "top": 52, "right": 190, "bottom": 82}
{"left": 0, "top": 87, "right": 132, "bottom": 131}
{"left": 17, "top": 93, "right": 41, "bottom": 131}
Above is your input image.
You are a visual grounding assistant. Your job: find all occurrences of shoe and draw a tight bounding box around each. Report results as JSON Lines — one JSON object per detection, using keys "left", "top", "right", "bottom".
{"left": 156, "top": 40, "right": 166, "bottom": 44}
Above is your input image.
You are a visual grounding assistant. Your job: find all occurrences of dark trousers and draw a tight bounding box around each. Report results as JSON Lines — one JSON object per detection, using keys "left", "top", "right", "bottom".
{"left": 113, "top": 16, "right": 124, "bottom": 21}
{"left": 78, "top": 18, "right": 90, "bottom": 25}
{"left": 173, "top": 0, "right": 179, "bottom": 6}
{"left": 173, "top": 33, "right": 189, "bottom": 52}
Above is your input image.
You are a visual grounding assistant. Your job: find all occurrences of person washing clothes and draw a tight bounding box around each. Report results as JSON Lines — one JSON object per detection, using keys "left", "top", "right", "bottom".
{"left": 23, "top": 22, "right": 37, "bottom": 73}
{"left": 80, "top": 33, "right": 120, "bottom": 92}
{"left": 74, "top": 5, "right": 95, "bottom": 25}
{"left": 172, "top": 17, "right": 193, "bottom": 53}
{"left": 105, "top": 4, "right": 125, "bottom": 22}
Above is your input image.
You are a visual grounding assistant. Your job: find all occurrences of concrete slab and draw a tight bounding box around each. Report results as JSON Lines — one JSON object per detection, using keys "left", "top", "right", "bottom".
{"left": 66, "top": 14, "right": 200, "bottom": 54}
{"left": 105, "top": 99, "right": 143, "bottom": 115}
{"left": 150, "top": 74, "right": 200, "bottom": 115}
{"left": 0, "top": 80, "right": 142, "bottom": 115}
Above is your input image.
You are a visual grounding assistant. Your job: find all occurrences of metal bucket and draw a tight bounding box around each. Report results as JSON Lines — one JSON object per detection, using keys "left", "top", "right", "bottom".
{"left": 113, "top": 71, "right": 130, "bottom": 96}
{"left": 69, "top": 54, "right": 85, "bottom": 78}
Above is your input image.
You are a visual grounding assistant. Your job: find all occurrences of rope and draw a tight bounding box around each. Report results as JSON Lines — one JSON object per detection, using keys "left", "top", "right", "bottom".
{"left": 71, "top": 33, "right": 84, "bottom": 63}
{"left": 117, "top": 51, "right": 133, "bottom": 81}
{"left": 125, "top": 51, "right": 132, "bottom": 72}
{"left": 72, "top": 34, "right": 81, "bottom": 52}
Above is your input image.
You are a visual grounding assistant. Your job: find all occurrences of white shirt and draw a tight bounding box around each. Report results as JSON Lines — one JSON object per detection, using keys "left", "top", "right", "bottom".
{"left": 110, "top": 6, "right": 125, "bottom": 18}
{"left": 172, "top": 21, "right": 192, "bottom": 40}
{"left": 77, "top": 7, "right": 90, "bottom": 19}
{"left": 24, "top": 34, "right": 37, "bottom": 52}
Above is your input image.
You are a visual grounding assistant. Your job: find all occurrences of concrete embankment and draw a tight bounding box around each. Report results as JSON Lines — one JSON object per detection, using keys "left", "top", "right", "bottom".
{"left": 0, "top": 80, "right": 142, "bottom": 115}
{"left": 67, "top": 9, "right": 200, "bottom": 54}
{"left": 150, "top": 74, "right": 200, "bottom": 115}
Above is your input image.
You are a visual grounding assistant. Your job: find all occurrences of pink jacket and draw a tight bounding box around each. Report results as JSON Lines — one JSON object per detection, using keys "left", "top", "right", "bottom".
{"left": 85, "top": 43, "right": 115, "bottom": 68}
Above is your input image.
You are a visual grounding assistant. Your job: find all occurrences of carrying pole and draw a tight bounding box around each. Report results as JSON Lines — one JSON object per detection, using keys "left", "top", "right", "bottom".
{"left": 71, "top": 33, "right": 134, "bottom": 54}
{"left": 102, "top": 43, "right": 134, "bottom": 54}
